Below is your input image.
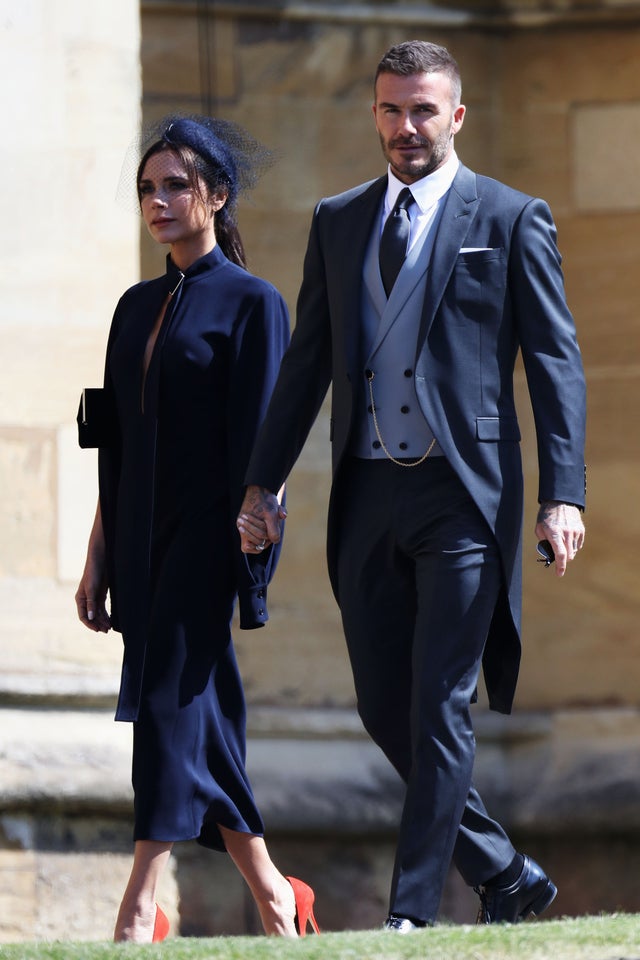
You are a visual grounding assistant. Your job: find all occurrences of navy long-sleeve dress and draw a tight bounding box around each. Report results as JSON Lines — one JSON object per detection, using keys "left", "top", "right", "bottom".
{"left": 97, "top": 246, "right": 289, "bottom": 850}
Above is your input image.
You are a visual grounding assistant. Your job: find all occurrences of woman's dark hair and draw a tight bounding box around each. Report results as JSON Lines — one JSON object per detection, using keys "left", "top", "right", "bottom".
{"left": 132, "top": 115, "right": 274, "bottom": 270}
{"left": 137, "top": 139, "right": 247, "bottom": 268}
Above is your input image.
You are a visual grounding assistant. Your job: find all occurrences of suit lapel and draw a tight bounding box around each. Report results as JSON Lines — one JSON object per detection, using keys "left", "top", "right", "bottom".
{"left": 416, "top": 164, "right": 480, "bottom": 353}
{"left": 335, "top": 178, "right": 387, "bottom": 372}
{"left": 363, "top": 227, "right": 387, "bottom": 317}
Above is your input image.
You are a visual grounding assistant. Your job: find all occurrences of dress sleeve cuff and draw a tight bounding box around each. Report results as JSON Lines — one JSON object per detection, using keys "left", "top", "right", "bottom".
{"left": 238, "top": 581, "right": 269, "bottom": 630}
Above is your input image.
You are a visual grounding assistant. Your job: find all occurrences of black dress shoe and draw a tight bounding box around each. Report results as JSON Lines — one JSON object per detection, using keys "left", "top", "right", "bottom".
{"left": 383, "top": 914, "right": 426, "bottom": 933}
{"left": 475, "top": 855, "right": 557, "bottom": 924}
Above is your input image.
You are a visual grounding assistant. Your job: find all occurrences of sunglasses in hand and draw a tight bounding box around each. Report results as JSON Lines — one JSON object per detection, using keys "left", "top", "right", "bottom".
{"left": 536, "top": 539, "right": 555, "bottom": 568}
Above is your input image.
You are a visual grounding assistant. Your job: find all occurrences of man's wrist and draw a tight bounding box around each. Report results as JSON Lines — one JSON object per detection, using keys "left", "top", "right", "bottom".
{"left": 538, "top": 499, "right": 585, "bottom": 515}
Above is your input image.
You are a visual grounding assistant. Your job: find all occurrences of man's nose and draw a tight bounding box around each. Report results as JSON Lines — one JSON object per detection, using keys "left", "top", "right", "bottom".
{"left": 398, "top": 112, "right": 417, "bottom": 135}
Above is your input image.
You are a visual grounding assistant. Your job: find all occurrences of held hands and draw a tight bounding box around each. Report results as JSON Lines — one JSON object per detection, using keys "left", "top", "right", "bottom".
{"left": 237, "top": 484, "right": 286, "bottom": 554}
{"left": 535, "top": 501, "right": 585, "bottom": 577}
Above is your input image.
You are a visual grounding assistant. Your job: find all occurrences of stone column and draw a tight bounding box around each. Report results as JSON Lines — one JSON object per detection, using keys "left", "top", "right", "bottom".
{"left": 0, "top": 0, "right": 156, "bottom": 941}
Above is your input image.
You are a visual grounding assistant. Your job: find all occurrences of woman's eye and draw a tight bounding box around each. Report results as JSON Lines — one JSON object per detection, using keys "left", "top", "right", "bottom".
{"left": 168, "top": 179, "right": 188, "bottom": 191}
{"left": 139, "top": 184, "right": 153, "bottom": 196}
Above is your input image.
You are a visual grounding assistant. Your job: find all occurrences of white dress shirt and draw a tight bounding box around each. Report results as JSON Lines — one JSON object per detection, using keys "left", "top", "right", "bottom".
{"left": 382, "top": 151, "right": 460, "bottom": 252}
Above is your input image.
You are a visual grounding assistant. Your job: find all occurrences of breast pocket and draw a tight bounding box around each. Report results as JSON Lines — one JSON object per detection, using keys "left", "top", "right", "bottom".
{"left": 458, "top": 248, "right": 503, "bottom": 261}
{"left": 445, "top": 248, "right": 506, "bottom": 325}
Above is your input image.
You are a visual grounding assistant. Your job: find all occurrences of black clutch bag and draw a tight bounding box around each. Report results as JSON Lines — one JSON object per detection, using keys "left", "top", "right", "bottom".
{"left": 77, "top": 388, "right": 114, "bottom": 449}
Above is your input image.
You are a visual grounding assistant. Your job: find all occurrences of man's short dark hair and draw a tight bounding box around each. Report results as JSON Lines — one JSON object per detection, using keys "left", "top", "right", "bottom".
{"left": 374, "top": 40, "right": 462, "bottom": 105}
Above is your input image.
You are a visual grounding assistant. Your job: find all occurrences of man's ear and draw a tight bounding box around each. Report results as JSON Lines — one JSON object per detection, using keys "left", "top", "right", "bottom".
{"left": 452, "top": 103, "right": 466, "bottom": 135}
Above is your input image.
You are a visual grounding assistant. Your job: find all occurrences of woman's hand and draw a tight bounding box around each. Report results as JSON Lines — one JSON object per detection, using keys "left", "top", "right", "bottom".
{"left": 75, "top": 562, "right": 111, "bottom": 632}
{"left": 76, "top": 501, "right": 112, "bottom": 632}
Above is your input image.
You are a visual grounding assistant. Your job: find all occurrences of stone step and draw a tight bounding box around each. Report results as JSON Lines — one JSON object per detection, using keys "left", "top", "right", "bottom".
{"left": 2, "top": 705, "right": 640, "bottom": 832}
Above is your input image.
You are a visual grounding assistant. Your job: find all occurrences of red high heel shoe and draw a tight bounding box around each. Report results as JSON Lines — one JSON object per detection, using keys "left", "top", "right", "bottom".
{"left": 153, "top": 904, "right": 170, "bottom": 942}
{"left": 286, "top": 876, "right": 320, "bottom": 936}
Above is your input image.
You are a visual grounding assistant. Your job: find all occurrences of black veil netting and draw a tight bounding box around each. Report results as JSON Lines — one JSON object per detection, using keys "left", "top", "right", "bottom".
{"left": 116, "top": 113, "right": 275, "bottom": 217}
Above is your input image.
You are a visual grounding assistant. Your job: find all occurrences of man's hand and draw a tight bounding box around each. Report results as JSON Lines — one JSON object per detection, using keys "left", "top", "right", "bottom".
{"left": 237, "top": 485, "right": 286, "bottom": 554}
{"left": 535, "top": 501, "right": 585, "bottom": 577}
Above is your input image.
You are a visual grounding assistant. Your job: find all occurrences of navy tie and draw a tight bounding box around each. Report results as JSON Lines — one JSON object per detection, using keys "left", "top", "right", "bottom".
{"left": 379, "top": 187, "right": 414, "bottom": 297}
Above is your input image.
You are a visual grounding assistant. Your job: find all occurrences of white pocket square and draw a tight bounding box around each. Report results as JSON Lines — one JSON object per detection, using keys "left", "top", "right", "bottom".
{"left": 459, "top": 247, "right": 495, "bottom": 253}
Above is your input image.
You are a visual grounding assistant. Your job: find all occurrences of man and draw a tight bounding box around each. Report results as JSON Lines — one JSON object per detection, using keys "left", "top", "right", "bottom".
{"left": 237, "top": 40, "right": 586, "bottom": 929}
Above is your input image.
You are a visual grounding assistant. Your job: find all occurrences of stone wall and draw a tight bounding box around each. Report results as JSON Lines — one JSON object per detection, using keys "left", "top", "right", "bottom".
{"left": 1, "top": 0, "right": 640, "bottom": 942}
{"left": 138, "top": 1, "right": 640, "bottom": 712}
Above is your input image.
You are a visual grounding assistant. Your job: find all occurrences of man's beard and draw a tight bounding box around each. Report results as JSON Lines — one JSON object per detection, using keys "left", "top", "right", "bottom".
{"left": 381, "top": 125, "right": 452, "bottom": 180}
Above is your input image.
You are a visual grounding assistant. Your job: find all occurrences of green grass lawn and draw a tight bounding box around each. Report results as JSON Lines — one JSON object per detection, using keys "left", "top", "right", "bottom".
{"left": 1, "top": 915, "right": 639, "bottom": 960}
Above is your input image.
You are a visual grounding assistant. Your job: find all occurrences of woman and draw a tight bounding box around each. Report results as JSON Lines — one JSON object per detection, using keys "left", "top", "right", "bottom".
{"left": 75, "top": 116, "right": 319, "bottom": 943}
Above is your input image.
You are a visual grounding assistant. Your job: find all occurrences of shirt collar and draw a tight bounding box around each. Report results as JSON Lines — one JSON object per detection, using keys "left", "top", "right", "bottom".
{"left": 385, "top": 151, "right": 460, "bottom": 216}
